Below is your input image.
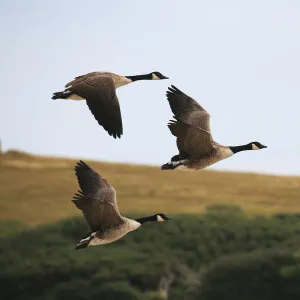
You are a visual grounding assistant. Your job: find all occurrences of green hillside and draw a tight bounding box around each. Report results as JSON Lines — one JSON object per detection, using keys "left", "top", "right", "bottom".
{"left": 2, "top": 150, "right": 300, "bottom": 300}
{"left": 0, "top": 150, "right": 300, "bottom": 225}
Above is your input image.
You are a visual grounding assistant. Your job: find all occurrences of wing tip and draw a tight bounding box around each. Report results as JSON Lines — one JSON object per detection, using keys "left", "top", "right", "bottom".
{"left": 166, "top": 85, "right": 184, "bottom": 102}
{"left": 166, "top": 85, "right": 181, "bottom": 96}
{"left": 110, "top": 131, "right": 122, "bottom": 139}
{"left": 74, "top": 160, "right": 92, "bottom": 175}
{"left": 85, "top": 93, "right": 123, "bottom": 140}
{"left": 75, "top": 160, "right": 88, "bottom": 168}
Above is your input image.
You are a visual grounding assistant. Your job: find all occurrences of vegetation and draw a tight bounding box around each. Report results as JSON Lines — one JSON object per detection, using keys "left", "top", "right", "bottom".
{"left": 1, "top": 150, "right": 300, "bottom": 225}
{"left": 1, "top": 150, "right": 300, "bottom": 299}
{"left": 2, "top": 208, "right": 300, "bottom": 299}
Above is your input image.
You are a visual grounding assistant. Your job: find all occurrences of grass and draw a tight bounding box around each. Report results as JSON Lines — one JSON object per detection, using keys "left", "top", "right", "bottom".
{"left": 0, "top": 149, "right": 300, "bottom": 226}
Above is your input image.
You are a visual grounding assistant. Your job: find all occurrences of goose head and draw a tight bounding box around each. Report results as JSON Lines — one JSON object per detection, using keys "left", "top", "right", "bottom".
{"left": 151, "top": 71, "right": 169, "bottom": 80}
{"left": 135, "top": 213, "right": 172, "bottom": 224}
{"left": 249, "top": 141, "right": 267, "bottom": 150}
{"left": 125, "top": 71, "right": 168, "bottom": 82}
{"left": 156, "top": 213, "right": 172, "bottom": 222}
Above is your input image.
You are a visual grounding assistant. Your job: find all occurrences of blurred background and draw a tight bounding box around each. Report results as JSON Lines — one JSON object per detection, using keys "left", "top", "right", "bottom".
{"left": 1, "top": 1, "right": 300, "bottom": 299}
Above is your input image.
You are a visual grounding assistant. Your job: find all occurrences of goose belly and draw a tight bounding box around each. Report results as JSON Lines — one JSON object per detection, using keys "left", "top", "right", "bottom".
{"left": 89, "top": 234, "right": 126, "bottom": 246}
{"left": 89, "top": 221, "right": 140, "bottom": 246}
{"left": 186, "top": 148, "right": 234, "bottom": 170}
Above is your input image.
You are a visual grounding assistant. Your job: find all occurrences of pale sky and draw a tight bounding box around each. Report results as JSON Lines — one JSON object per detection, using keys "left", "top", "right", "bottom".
{"left": 1, "top": 0, "right": 300, "bottom": 175}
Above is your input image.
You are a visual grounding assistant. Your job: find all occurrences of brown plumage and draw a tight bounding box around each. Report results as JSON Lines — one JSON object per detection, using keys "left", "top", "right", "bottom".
{"left": 166, "top": 85, "right": 215, "bottom": 159}
{"left": 52, "top": 73, "right": 124, "bottom": 138}
{"left": 162, "top": 85, "right": 267, "bottom": 170}
{"left": 72, "top": 160, "right": 172, "bottom": 249}
{"left": 72, "top": 160, "right": 123, "bottom": 232}
{"left": 52, "top": 71, "right": 168, "bottom": 139}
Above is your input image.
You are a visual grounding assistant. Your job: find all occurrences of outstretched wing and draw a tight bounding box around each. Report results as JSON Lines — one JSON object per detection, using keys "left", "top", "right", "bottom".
{"left": 69, "top": 75, "right": 123, "bottom": 139}
{"left": 166, "top": 85, "right": 215, "bottom": 157}
{"left": 72, "top": 160, "right": 123, "bottom": 231}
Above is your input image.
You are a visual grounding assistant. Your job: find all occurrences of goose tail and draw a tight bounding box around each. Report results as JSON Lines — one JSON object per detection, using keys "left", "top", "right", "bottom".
{"left": 161, "top": 160, "right": 185, "bottom": 170}
{"left": 51, "top": 90, "right": 72, "bottom": 100}
{"left": 75, "top": 234, "right": 94, "bottom": 250}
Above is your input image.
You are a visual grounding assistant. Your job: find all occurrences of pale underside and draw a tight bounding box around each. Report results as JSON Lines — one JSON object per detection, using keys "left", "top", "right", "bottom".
{"left": 171, "top": 147, "right": 234, "bottom": 170}
{"left": 89, "top": 218, "right": 141, "bottom": 246}
{"left": 65, "top": 73, "right": 131, "bottom": 100}
{"left": 166, "top": 85, "right": 235, "bottom": 170}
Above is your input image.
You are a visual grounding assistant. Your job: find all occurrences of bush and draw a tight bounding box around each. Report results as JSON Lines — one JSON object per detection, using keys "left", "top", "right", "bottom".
{"left": 1, "top": 209, "right": 300, "bottom": 299}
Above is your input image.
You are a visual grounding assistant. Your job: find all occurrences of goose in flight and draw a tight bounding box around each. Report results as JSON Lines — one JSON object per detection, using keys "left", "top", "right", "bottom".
{"left": 72, "top": 160, "right": 172, "bottom": 249}
{"left": 52, "top": 71, "right": 168, "bottom": 138}
{"left": 161, "top": 85, "right": 267, "bottom": 171}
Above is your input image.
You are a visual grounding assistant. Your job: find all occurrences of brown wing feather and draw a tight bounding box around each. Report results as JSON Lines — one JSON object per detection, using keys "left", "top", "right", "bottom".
{"left": 72, "top": 161, "right": 122, "bottom": 231}
{"left": 166, "top": 85, "right": 215, "bottom": 158}
{"left": 184, "top": 126, "right": 215, "bottom": 157}
{"left": 65, "top": 72, "right": 100, "bottom": 87}
{"left": 168, "top": 119, "right": 215, "bottom": 158}
{"left": 69, "top": 76, "right": 123, "bottom": 139}
{"left": 166, "top": 85, "right": 212, "bottom": 134}
{"left": 167, "top": 119, "right": 188, "bottom": 155}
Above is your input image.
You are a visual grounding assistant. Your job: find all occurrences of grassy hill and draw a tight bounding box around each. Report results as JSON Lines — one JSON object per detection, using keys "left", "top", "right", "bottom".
{"left": 0, "top": 149, "right": 300, "bottom": 226}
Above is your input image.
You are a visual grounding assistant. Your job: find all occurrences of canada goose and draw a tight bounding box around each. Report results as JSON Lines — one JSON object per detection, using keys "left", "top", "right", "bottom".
{"left": 52, "top": 71, "right": 168, "bottom": 138}
{"left": 72, "top": 160, "right": 172, "bottom": 249}
{"left": 161, "top": 85, "right": 267, "bottom": 171}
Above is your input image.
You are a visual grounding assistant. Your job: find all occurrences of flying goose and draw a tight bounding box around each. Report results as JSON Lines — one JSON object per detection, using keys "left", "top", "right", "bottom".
{"left": 52, "top": 71, "right": 168, "bottom": 139}
{"left": 161, "top": 85, "right": 267, "bottom": 171}
{"left": 72, "top": 160, "right": 172, "bottom": 249}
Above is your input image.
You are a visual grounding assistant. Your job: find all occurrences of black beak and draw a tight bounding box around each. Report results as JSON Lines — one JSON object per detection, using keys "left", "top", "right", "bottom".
{"left": 166, "top": 216, "right": 172, "bottom": 220}
{"left": 160, "top": 75, "right": 169, "bottom": 80}
{"left": 261, "top": 145, "right": 267, "bottom": 149}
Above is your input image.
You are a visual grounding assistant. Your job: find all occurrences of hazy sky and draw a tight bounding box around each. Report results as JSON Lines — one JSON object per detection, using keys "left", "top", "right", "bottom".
{"left": 1, "top": 1, "right": 299, "bottom": 175}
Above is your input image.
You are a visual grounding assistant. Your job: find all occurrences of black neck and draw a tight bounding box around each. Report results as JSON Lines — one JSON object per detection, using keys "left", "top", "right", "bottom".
{"left": 135, "top": 215, "right": 157, "bottom": 224}
{"left": 229, "top": 143, "right": 252, "bottom": 154}
{"left": 125, "top": 73, "right": 152, "bottom": 82}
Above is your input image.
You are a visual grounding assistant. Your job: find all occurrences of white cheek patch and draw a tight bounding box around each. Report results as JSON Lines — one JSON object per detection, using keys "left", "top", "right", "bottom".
{"left": 252, "top": 144, "right": 260, "bottom": 150}
{"left": 152, "top": 74, "right": 160, "bottom": 80}
{"left": 157, "top": 215, "right": 165, "bottom": 222}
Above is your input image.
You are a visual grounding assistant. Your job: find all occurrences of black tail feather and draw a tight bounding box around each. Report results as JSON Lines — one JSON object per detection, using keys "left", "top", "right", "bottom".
{"left": 75, "top": 235, "right": 94, "bottom": 250}
{"left": 161, "top": 162, "right": 183, "bottom": 170}
{"left": 52, "top": 90, "right": 71, "bottom": 100}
